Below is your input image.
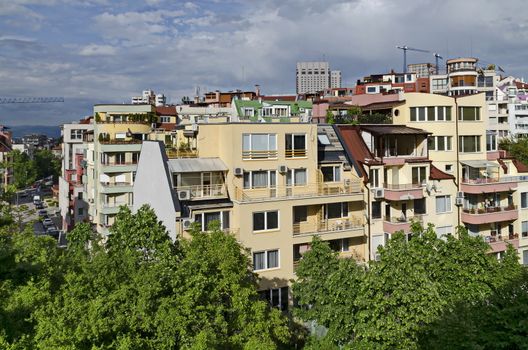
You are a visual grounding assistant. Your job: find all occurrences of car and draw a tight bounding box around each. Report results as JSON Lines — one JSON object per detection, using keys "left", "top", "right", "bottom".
{"left": 33, "top": 195, "right": 41, "bottom": 205}
{"left": 42, "top": 218, "right": 54, "bottom": 227}
{"left": 38, "top": 209, "right": 48, "bottom": 217}
{"left": 35, "top": 202, "right": 44, "bottom": 209}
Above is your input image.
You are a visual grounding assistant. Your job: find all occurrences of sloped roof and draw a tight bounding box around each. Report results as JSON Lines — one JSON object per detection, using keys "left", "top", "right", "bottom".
{"left": 360, "top": 124, "right": 431, "bottom": 136}
{"left": 429, "top": 164, "right": 455, "bottom": 180}
{"left": 335, "top": 125, "right": 381, "bottom": 180}
{"left": 156, "top": 106, "right": 177, "bottom": 116}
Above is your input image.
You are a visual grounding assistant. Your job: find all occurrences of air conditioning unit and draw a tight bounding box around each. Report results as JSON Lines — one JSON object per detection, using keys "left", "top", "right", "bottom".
{"left": 182, "top": 218, "right": 193, "bottom": 230}
{"left": 456, "top": 191, "right": 464, "bottom": 199}
{"left": 278, "top": 165, "right": 288, "bottom": 173}
{"left": 178, "top": 189, "right": 191, "bottom": 200}
{"left": 455, "top": 197, "right": 464, "bottom": 206}
{"left": 372, "top": 188, "right": 384, "bottom": 199}
{"left": 151, "top": 123, "right": 157, "bottom": 129}
{"left": 233, "top": 167, "right": 244, "bottom": 176}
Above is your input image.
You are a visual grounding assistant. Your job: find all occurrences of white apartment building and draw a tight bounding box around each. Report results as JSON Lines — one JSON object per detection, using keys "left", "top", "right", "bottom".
{"left": 297, "top": 61, "right": 341, "bottom": 94}
{"left": 330, "top": 70, "right": 342, "bottom": 89}
{"left": 131, "top": 89, "right": 166, "bottom": 106}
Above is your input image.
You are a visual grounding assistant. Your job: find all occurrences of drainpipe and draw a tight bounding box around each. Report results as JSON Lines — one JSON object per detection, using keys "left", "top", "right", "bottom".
{"left": 455, "top": 97, "right": 461, "bottom": 228}
{"left": 366, "top": 176, "right": 372, "bottom": 261}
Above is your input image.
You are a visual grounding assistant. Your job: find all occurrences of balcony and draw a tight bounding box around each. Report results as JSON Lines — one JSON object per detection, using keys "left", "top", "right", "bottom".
{"left": 461, "top": 205, "right": 518, "bottom": 225}
{"left": 383, "top": 183, "right": 424, "bottom": 201}
{"left": 100, "top": 182, "right": 134, "bottom": 194}
{"left": 488, "top": 237, "right": 519, "bottom": 254}
{"left": 383, "top": 214, "right": 424, "bottom": 234}
{"left": 234, "top": 181, "right": 362, "bottom": 202}
{"left": 100, "top": 202, "right": 131, "bottom": 215}
{"left": 176, "top": 184, "right": 228, "bottom": 200}
{"left": 285, "top": 149, "right": 307, "bottom": 158}
{"left": 166, "top": 148, "right": 198, "bottom": 159}
{"left": 100, "top": 162, "right": 138, "bottom": 173}
{"left": 292, "top": 217, "right": 364, "bottom": 237}
{"left": 242, "top": 150, "right": 278, "bottom": 160}
{"left": 461, "top": 177, "right": 519, "bottom": 194}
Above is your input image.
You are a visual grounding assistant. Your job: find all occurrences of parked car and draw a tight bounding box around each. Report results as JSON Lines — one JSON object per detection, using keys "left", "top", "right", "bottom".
{"left": 35, "top": 202, "right": 45, "bottom": 209}
{"left": 33, "top": 195, "right": 41, "bottom": 205}
{"left": 42, "top": 218, "right": 54, "bottom": 227}
{"left": 38, "top": 209, "right": 48, "bottom": 218}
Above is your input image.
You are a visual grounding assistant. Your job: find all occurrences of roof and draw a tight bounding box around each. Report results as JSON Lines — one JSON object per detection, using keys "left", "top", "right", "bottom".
{"left": 429, "top": 164, "right": 455, "bottom": 180}
{"left": 512, "top": 159, "right": 528, "bottom": 173}
{"left": 460, "top": 160, "right": 499, "bottom": 168}
{"left": 335, "top": 125, "right": 380, "bottom": 179}
{"left": 260, "top": 95, "right": 297, "bottom": 102}
{"left": 156, "top": 106, "right": 177, "bottom": 115}
{"left": 168, "top": 157, "right": 228, "bottom": 173}
{"left": 234, "top": 99, "right": 312, "bottom": 117}
{"left": 359, "top": 124, "right": 431, "bottom": 136}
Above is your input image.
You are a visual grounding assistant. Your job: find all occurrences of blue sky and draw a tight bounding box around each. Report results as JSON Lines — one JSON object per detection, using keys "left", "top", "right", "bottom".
{"left": 1, "top": 0, "right": 527, "bottom": 126}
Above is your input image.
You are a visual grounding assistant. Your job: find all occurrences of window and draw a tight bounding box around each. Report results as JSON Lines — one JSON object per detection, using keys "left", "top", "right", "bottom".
{"left": 194, "top": 211, "right": 230, "bottom": 231}
{"left": 459, "top": 136, "right": 481, "bottom": 153}
{"left": 372, "top": 202, "right": 381, "bottom": 219}
{"left": 521, "top": 192, "right": 528, "bottom": 209}
{"left": 428, "top": 136, "right": 452, "bottom": 151}
{"left": 412, "top": 167, "right": 427, "bottom": 186}
{"left": 243, "top": 170, "right": 276, "bottom": 189}
{"left": 436, "top": 195, "right": 452, "bottom": 213}
{"left": 445, "top": 164, "right": 453, "bottom": 172}
{"left": 78, "top": 192, "right": 83, "bottom": 200}
{"left": 321, "top": 166, "right": 340, "bottom": 182}
{"left": 436, "top": 225, "right": 453, "bottom": 238}
{"left": 367, "top": 86, "right": 377, "bottom": 93}
{"left": 243, "top": 108, "right": 254, "bottom": 117}
{"left": 414, "top": 198, "right": 426, "bottom": 214}
{"left": 70, "top": 129, "right": 83, "bottom": 140}
{"left": 242, "top": 134, "right": 277, "bottom": 159}
{"left": 286, "top": 168, "right": 307, "bottom": 186}
{"left": 285, "top": 134, "right": 306, "bottom": 158}
{"left": 411, "top": 106, "right": 452, "bottom": 122}
{"left": 486, "top": 133, "right": 498, "bottom": 151}
{"left": 329, "top": 238, "right": 350, "bottom": 252}
{"left": 115, "top": 132, "right": 126, "bottom": 140}
{"left": 77, "top": 207, "right": 84, "bottom": 216}
{"left": 253, "top": 210, "right": 279, "bottom": 231}
{"left": 522, "top": 221, "right": 528, "bottom": 238}
{"left": 132, "top": 152, "right": 140, "bottom": 164}
{"left": 259, "top": 287, "right": 288, "bottom": 310}
{"left": 293, "top": 206, "right": 307, "bottom": 223}
{"left": 458, "top": 107, "right": 481, "bottom": 121}
{"left": 160, "top": 116, "right": 171, "bottom": 123}
{"left": 326, "top": 202, "right": 348, "bottom": 219}
{"left": 369, "top": 168, "right": 380, "bottom": 187}
{"left": 253, "top": 249, "right": 279, "bottom": 270}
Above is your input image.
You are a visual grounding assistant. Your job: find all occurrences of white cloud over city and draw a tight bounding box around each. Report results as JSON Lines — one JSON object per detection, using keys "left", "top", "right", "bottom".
{"left": 0, "top": 0, "right": 527, "bottom": 125}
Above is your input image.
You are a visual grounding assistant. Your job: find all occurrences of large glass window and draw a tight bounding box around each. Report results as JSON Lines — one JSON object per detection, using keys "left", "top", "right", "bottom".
{"left": 521, "top": 192, "right": 528, "bottom": 209}
{"left": 285, "top": 134, "right": 307, "bottom": 158}
{"left": 458, "top": 107, "right": 481, "bottom": 121}
{"left": 253, "top": 211, "right": 279, "bottom": 231}
{"left": 243, "top": 170, "right": 276, "bottom": 189}
{"left": 253, "top": 249, "right": 279, "bottom": 270}
{"left": 372, "top": 202, "right": 381, "bottom": 219}
{"left": 321, "top": 166, "right": 341, "bottom": 182}
{"left": 287, "top": 168, "right": 307, "bottom": 186}
{"left": 70, "top": 129, "right": 83, "bottom": 140}
{"left": 326, "top": 202, "right": 348, "bottom": 219}
{"left": 242, "top": 133, "right": 277, "bottom": 159}
{"left": 459, "top": 136, "right": 481, "bottom": 153}
{"left": 369, "top": 168, "right": 380, "bottom": 187}
{"left": 522, "top": 221, "right": 528, "bottom": 238}
{"left": 412, "top": 167, "right": 427, "bottom": 186}
{"left": 194, "top": 211, "right": 229, "bottom": 231}
{"left": 428, "top": 136, "right": 452, "bottom": 151}
{"left": 436, "top": 195, "right": 452, "bottom": 213}
{"left": 410, "top": 106, "right": 451, "bottom": 121}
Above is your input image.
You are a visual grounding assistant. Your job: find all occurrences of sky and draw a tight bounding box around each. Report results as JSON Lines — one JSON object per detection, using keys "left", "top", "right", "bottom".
{"left": 0, "top": 0, "right": 527, "bottom": 126}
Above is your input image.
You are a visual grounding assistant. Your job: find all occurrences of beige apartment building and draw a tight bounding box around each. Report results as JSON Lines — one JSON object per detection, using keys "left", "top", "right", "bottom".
{"left": 133, "top": 123, "right": 368, "bottom": 308}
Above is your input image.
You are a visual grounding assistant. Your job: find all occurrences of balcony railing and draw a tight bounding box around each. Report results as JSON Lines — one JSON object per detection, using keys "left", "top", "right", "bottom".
{"left": 176, "top": 184, "right": 227, "bottom": 199}
{"left": 101, "top": 161, "right": 138, "bottom": 166}
{"left": 166, "top": 149, "right": 198, "bottom": 158}
{"left": 102, "top": 202, "right": 131, "bottom": 209}
{"left": 285, "top": 149, "right": 307, "bottom": 158}
{"left": 234, "top": 181, "right": 362, "bottom": 202}
{"left": 384, "top": 183, "right": 423, "bottom": 190}
{"left": 383, "top": 214, "right": 424, "bottom": 224}
{"left": 462, "top": 205, "right": 517, "bottom": 215}
{"left": 100, "top": 182, "right": 133, "bottom": 188}
{"left": 242, "top": 150, "right": 278, "bottom": 160}
{"left": 99, "top": 139, "right": 143, "bottom": 145}
{"left": 292, "top": 217, "right": 363, "bottom": 236}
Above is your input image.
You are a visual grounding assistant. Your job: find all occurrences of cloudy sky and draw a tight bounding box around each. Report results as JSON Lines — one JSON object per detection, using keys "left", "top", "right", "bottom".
{"left": 0, "top": 0, "right": 527, "bottom": 126}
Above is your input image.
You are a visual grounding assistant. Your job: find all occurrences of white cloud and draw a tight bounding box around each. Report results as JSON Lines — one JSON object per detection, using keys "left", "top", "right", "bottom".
{"left": 79, "top": 44, "right": 117, "bottom": 56}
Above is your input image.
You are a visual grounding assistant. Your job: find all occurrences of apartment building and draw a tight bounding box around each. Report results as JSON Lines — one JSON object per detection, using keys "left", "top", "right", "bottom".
{"left": 134, "top": 123, "right": 367, "bottom": 307}
{"left": 354, "top": 71, "right": 429, "bottom": 95}
{"left": 389, "top": 92, "right": 527, "bottom": 261}
{"left": 336, "top": 124, "right": 458, "bottom": 259}
{"left": 408, "top": 63, "right": 436, "bottom": 77}
{"left": 296, "top": 61, "right": 341, "bottom": 94}
{"left": 233, "top": 99, "right": 313, "bottom": 122}
{"left": 131, "top": 89, "right": 166, "bottom": 106}
{"left": 59, "top": 118, "right": 94, "bottom": 230}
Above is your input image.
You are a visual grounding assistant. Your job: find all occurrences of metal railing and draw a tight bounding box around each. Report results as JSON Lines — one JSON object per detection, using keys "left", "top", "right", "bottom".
{"left": 292, "top": 217, "right": 363, "bottom": 236}
{"left": 462, "top": 205, "right": 517, "bottom": 214}
{"left": 242, "top": 150, "right": 278, "bottom": 160}
{"left": 462, "top": 176, "right": 528, "bottom": 184}
{"left": 234, "top": 181, "right": 362, "bottom": 202}
{"left": 285, "top": 149, "right": 307, "bottom": 158}
{"left": 100, "top": 182, "right": 133, "bottom": 187}
{"left": 166, "top": 149, "right": 198, "bottom": 158}
{"left": 383, "top": 214, "right": 424, "bottom": 224}
{"left": 176, "top": 184, "right": 227, "bottom": 199}
{"left": 384, "top": 183, "right": 423, "bottom": 190}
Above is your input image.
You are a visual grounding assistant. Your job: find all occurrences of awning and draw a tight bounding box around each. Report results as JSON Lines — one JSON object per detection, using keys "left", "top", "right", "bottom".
{"left": 460, "top": 160, "right": 499, "bottom": 169}
{"left": 168, "top": 158, "right": 228, "bottom": 173}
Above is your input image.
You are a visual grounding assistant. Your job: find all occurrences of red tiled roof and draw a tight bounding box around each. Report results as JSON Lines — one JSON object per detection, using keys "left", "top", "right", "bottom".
{"left": 260, "top": 95, "right": 297, "bottom": 101}
{"left": 515, "top": 81, "right": 528, "bottom": 89}
{"left": 512, "top": 159, "right": 528, "bottom": 173}
{"left": 79, "top": 116, "right": 93, "bottom": 124}
{"left": 429, "top": 164, "right": 455, "bottom": 180}
{"left": 156, "top": 106, "right": 177, "bottom": 116}
{"left": 335, "top": 125, "right": 381, "bottom": 180}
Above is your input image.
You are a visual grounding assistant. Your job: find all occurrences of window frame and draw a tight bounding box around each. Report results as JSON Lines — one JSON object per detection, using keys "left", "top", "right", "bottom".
{"left": 253, "top": 210, "right": 280, "bottom": 232}
{"left": 194, "top": 211, "right": 230, "bottom": 231}
{"left": 253, "top": 249, "right": 280, "bottom": 271}
{"left": 436, "top": 195, "right": 452, "bottom": 214}
{"left": 459, "top": 135, "right": 482, "bottom": 153}
{"left": 242, "top": 133, "right": 278, "bottom": 160}
{"left": 321, "top": 165, "right": 341, "bottom": 182}
{"left": 286, "top": 168, "right": 307, "bottom": 186}
{"left": 285, "top": 133, "right": 307, "bottom": 158}
{"left": 326, "top": 202, "right": 349, "bottom": 219}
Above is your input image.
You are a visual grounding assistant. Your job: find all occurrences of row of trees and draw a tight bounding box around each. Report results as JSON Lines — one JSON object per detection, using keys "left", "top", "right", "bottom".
{"left": 326, "top": 107, "right": 392, "bottom": 124}
{"left": 0, "top": 204, "right": 526, "bottom": 349}
{"left": 293, "top": 223, "right": 527, "bottom": 349}
{"left": 8, "top": 149, "right": 61, "bottom": 190}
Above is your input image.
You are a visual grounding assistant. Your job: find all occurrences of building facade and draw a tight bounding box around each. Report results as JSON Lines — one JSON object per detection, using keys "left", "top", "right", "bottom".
{"left": 296, "top": 61, "right": 336, "bottom": 94}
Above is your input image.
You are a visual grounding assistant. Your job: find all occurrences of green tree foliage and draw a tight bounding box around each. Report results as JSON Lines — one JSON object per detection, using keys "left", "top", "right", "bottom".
{"left": 357, "top": 113, "right": 391, "bottom": 124}
{"left": 10, "top": 150, "right": 37, "bottom": 189}
{"left": 33, "top": 149, "right": 61, "bottom": 182}
{"left": 499, "top": 137, "right": 528, "bottom": 165}
{"left": 293, "top": 224, "right": 526, "bottom": 349}
{"left": 30, "top": 206, "right": 292, "bottom": 349}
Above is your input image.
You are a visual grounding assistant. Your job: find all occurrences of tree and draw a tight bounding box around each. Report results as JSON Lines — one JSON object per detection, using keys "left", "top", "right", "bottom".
{"left": 357, "top": 113, "right": 391, "bottom": 124}
{"left": 33, "top": 149, "right": 61, "bottom": 182}
{"left": 10, "top": 150, "right": 36, "bottom": 189}
{"left": 499, "top": 137, "right": 528, "bottom": 165}
{"left": 326, "top": 110, "right": 335, "bottom": 124}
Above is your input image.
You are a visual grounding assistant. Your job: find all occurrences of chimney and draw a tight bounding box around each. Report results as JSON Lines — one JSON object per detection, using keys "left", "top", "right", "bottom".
{"left": 255, "top": 84, "right": 261, "bottom": 97}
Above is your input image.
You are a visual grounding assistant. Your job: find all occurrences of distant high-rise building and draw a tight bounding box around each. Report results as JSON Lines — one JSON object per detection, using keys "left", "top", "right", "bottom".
{"left": 297, "top": 61, "right": 335, "bottom": 94}
{"left": 330, "top": 70, "right": 342, "bottom": 89}
{"left": 407, "top": 63, "right": 436, "bottom": 77}
{"left": 131, "top": 89, "right": 166, "bottom": 106}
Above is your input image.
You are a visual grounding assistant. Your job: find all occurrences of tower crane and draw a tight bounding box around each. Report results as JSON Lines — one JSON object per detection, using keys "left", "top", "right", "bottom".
{"left": 433, "top": 53, "right": 443, "bottom": 74}
{"left": 0, "top": 97, "right": 64, "bottom": 104}
{"left": 396, "top": 46, "right": 430, "bottom": 73}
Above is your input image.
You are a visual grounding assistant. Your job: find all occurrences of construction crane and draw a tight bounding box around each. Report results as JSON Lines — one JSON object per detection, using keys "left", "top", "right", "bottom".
{"left": 0, "top": 97, "right": 64, "bottom": 104}
{"left": 433, "top": 53, "right": 443, "bottom": 74}
{"left": 396, "top": 46, "right": 430, "bottom": 73}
